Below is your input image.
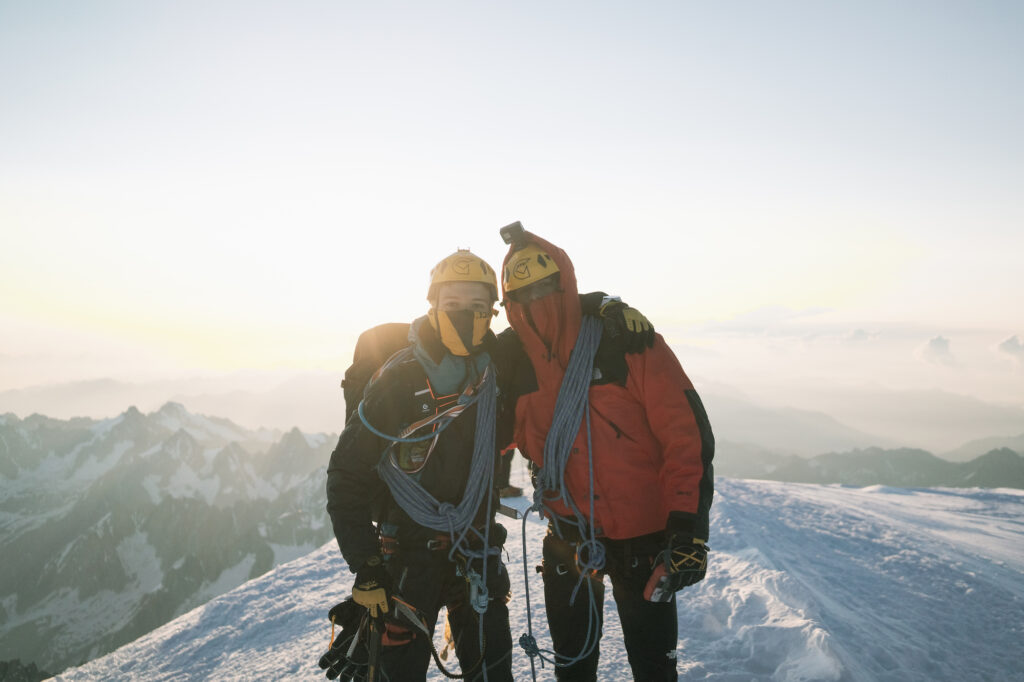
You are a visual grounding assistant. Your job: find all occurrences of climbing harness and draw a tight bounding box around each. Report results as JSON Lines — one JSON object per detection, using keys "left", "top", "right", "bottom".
{"left": 358, "top": 361, "right": 503, "bottom": 681}
{"left": 374, "top": 366, "right": 498, "bottom": 561}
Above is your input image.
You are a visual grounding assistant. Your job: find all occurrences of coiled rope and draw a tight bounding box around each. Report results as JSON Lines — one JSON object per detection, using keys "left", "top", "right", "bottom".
{"left": 518, "top": 316, "right": 605, "bottom": 680}
{"left": 362, "top": 361, "right": 500, "bottom": 681}
{"left": 375, "top": 365, "right": 497, "bottom": 552}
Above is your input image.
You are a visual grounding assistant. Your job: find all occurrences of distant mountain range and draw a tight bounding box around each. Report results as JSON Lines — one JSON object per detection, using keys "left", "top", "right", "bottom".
{"left": 701, "top": 393, "right": 897, "bottom": 457}
{"left": 0, "top": 375, "right": 346, "bottom": 438}
{"left": 716, "top": 443, "right": 1024, "bottom": 489}
{"left": 943, "top": 432, "right": 1024, "bottom": 462}
{"left": 743, "top": 384, "right": 1024, "bottom": 456}
{"left": 4, "top": 375, "right": 1023, "bottom": 457}
{"left": 0, "top": 403, "right": 336, "bottom": 675}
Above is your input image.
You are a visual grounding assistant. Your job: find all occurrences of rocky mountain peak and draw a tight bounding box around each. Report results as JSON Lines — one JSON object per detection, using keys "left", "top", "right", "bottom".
{"left": 156, "top": 401, "right": 189, "bottom": 418}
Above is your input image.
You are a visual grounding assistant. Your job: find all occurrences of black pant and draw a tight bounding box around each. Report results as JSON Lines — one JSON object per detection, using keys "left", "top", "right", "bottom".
{"left": 495, "top": 447, "right": 514, "bottom": 488}
{"left": 542, "top": 529, "right": 678, "bottom": 681}
{"left": 379, "top": 547, "right": 514, "bottom": 681}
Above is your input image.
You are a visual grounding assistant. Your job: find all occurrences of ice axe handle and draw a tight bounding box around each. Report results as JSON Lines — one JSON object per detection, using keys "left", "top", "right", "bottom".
{"left": 499, "top": 221, "right": 526, "bottom": 247}
{"left": 365, "top": 615, "right": 384, "bottom": 682}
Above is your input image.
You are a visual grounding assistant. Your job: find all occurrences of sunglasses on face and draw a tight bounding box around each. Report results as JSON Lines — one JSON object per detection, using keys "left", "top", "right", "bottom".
{"left": 505, "top": 274, "right": 561, "bottom": 305}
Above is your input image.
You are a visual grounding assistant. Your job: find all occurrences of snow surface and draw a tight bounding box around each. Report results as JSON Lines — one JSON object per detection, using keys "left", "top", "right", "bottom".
{"left": 149, "top": 403, "right": 251, "bottom": 445}
{"left": 53, "top": 477, "right": 1024, "bottom": 681}
{"left": 304, "top": 432, "right": 329, "bottom": 449}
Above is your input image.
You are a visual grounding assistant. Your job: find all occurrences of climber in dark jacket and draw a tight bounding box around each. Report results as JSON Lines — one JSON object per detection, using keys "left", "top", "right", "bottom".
{"left": 325, "top": 249, "right": 514, "bottom": 681}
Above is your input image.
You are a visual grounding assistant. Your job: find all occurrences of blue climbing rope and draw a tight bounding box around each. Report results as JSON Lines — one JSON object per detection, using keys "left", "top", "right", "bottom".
{"left": 369, "top": 363, "right": 501, "bottom": 681}
{"left": 517, "top": 316, "right": 606, "bottom": 678}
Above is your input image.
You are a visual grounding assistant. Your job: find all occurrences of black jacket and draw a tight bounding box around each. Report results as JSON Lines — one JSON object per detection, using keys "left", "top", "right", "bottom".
{"left": 326, "top": 324, "right": 513, "bottom": 573}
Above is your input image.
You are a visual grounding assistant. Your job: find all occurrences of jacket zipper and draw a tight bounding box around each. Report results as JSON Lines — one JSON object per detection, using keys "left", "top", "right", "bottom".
{"left": 590, "top": 405, "right": 638, "bottom": 444}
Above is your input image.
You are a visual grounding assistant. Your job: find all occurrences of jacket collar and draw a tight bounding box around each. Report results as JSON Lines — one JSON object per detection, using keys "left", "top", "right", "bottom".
{"left": 409, "top": 315, "right": 494, "bottom": 395}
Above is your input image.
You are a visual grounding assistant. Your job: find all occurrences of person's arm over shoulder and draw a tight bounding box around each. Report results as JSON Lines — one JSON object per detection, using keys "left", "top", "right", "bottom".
{"left": 325, "top": 370, "right": 397, "bottom": 572}
{"left": 629, "top": 336, "right": 714, "bottom": 540}
{"left": 580, "top": 291, "right": 656, "bottom": 354}
{"left": 491, "top": 327, "right": 528, "bottom": 450}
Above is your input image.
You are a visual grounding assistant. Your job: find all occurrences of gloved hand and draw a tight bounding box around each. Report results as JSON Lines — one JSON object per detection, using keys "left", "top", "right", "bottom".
{"left": 644, "top": 525, "right": 708, "bottom": 602}
{"left": 318, "top": 598, "right": 367, "bottom": 681}
{"left": 599, "top": 298, "right": 655, "bottom": 354}
{"left": 665, "top": 536, "right": 708, "bottom": 588}
{"left": 352, "top": 555, "right": 391, "bottom": 617}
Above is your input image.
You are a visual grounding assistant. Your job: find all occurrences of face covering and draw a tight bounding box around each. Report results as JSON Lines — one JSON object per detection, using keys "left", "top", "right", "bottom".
{"left": 520, "top": 293, "right": 565, "bottom": 348}
{"left": 428, "top": 309, "right": 492, "bottom": 356}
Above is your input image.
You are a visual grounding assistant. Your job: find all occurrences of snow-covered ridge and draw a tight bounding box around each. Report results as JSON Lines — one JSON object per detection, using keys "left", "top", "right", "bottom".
{"left": 150, "top": 401, "right": 263, "bottom": 446}
{"left": 0, "top": 404, "right": 339, "bottom": 675}
{"left": 55, "top": 479, "right": 1024, "bottom": 682}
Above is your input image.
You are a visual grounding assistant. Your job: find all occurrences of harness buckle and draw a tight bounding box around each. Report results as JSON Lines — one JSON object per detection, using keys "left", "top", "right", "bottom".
{"left": 380, "top": 536, "right": 398, "bottom": 556}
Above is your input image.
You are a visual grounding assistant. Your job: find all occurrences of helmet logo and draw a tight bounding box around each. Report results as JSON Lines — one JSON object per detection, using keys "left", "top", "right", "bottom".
{"left": 503, "top": 244, "right": 560, "bottom": 295}
{"left": 512, "top": 258, "right": 530, "bottom": 281}
{"left": 428, "top": 249, "right": 499, "bottom": 303}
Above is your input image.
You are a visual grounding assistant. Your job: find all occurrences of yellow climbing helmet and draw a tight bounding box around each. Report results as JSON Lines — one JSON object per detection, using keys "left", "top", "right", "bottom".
{"left": 502, "top": 243, "right": 560, "bottom": 294}
{"left": 427, "top": 249, "right": 498, "bottom": 303}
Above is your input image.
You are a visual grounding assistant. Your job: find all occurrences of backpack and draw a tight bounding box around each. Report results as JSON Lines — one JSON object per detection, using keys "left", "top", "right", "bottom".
{"left": 341, "top": 322, "right": 412, "bottom": 424}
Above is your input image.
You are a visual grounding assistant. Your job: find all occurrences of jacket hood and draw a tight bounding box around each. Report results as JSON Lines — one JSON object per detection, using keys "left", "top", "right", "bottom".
{"left": 501, "top": 231, "right": 581, "bottom": 375}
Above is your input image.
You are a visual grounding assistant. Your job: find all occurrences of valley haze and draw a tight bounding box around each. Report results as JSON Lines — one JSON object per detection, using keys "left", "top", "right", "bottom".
{"left": 3, "top": 371, "right": 1023, "bottom": 457}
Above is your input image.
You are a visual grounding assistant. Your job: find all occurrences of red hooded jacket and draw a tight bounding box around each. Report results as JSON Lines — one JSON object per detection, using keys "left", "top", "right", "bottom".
{"left": 502, "top": 232, "right": 714, "bottom": 541}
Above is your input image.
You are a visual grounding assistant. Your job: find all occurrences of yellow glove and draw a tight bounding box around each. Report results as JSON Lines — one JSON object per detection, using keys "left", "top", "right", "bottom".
{"left": 599, "top": 298, "right": 656, "bottom": 353}
{"left": 622, "top": 307, "right": 652, "bottom": 335}
{"left": 352, "top": 555, "right": 391, "bottom": 617}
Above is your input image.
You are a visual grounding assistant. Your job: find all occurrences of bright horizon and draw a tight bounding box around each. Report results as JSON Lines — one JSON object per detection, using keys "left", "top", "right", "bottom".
{"left": 3, "top": 1, "right": 1023, "bottom": 425}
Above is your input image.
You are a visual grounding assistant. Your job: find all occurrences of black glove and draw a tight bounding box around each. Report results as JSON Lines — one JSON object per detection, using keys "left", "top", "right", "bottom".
{"left": 318, "top": 598, "right": 368, "bottom": 681}
{"left": 664, "top": 536, "right": 708, "bottom": 588}
{"left": 599, "top": 298, "right": 655, "bottom": 354}
{"left": 644, "top": 518, "right": 709, "bottom": 601}
{"left": 352, "top": 555, "right": 391, "bottom": 617}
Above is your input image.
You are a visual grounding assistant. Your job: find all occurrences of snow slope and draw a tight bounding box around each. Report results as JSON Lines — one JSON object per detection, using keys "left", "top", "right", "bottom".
{"left": 53, "top": 477, "right": 1024, "bottom": 681}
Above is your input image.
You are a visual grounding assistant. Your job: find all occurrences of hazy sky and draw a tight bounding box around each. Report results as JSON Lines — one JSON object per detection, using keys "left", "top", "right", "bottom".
{"left": 2, "top": 0, "right": 1022, "bottom": 413}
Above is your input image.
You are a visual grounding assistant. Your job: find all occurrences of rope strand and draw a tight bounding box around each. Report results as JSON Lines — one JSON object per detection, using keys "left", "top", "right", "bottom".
{"left": 518, "top": 316, "right": 605, "bottom": 677}
{"left": 372, "top": 363, "right": 500, "bottom": 681}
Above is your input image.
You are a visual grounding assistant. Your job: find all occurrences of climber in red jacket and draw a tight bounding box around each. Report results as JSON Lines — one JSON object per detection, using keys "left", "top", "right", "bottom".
{"left": 499, "top": 224, "right": 715, "bottom": 681}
